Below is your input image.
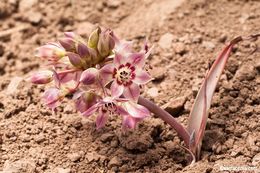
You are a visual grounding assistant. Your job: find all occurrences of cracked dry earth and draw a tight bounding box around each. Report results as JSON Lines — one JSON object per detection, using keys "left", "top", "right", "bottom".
{"left": 0, "top": 0, "right": 260, "bottom": 172}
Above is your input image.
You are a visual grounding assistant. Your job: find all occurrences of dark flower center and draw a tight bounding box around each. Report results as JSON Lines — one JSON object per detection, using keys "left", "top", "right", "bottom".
{"left": 113, "top": 63, "right": 135, "bottom": 86}
{"left": 101, "top": 102, "right": 117, "bottom": 115}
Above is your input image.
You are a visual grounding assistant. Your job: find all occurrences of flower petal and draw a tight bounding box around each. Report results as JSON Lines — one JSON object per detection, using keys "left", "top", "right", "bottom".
{"left": 124, "top": 102, "right": 150, "bottom": 119}
{"left": 82, "top": 102, "right": 101, "bottom": 117}
{"left": 122, "top": 116, "right": 139, "bottom": 129}
{"left": 42, "top": 88, "right": 61, "bottom": 110}
{"left": 111, "top": 81, "right": 124, "bottom": 98}
{"left": 114, "top": 53, "right": 126, "bottom": 68}
{"left": 96, "top": 112, "right": 109, "bottom": 129}
{"left": 115, "top": 40, "right": 133, "bottom": 56}
{"left": 75, "top": 92, "right": 98, "bottom": 113}
{"left": 133, "top": 69, "right": 152, "bottom": 85}
{"left": 80, "top": 68, "right": 98, "bottom": 85}
{"left": 99, "top": 63, "right": 114, "bottom": 85}
{"left": 128, "top": 52, "right": 145, "bottom": 68}
{"left": 123, "top": 83, "right": 140, "bottom": 101}
{"left": 117, "top": 105, "right": 129, "bottom": 116}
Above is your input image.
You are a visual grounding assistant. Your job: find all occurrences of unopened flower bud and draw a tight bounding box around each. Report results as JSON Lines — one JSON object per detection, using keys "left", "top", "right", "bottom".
{"left": 80, "top": 68, "right": 98, "bottom": 85}
{"left": 77, "top": 42, "right": 90, "bottom": 58}
{"left": 59, "top": 37, "right": 75, "bottom": 51}
{"left": 97, "top": 29, "right": 115, "bottom": 58}
{"left": 35, "top": 43, "right": 65, "bottom": 61}
{"left": 67, "top": 52, "right": 85, "bottom": 68}
{"left": 88, "top": 27, "right": 101, "bottom": 49}
{"left": 75, "top": 91, "right": 99, "bottom": 113}
{"left": 30, "top": 70, "right": 53, "bottom": 84}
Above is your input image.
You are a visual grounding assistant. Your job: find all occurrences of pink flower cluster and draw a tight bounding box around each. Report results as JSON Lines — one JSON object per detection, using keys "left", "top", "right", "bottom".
{"left": 30, "top": 27, "right": 152, "bottom": 129}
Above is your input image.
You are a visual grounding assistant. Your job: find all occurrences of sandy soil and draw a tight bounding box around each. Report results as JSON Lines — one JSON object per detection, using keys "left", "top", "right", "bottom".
{"left": 0, "top": 0, "right": 260, "bottom": 172}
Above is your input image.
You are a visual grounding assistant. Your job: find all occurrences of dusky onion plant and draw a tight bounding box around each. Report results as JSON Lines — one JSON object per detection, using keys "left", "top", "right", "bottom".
{"left": 29, "top": 27, "right": 259, "bottom": 163}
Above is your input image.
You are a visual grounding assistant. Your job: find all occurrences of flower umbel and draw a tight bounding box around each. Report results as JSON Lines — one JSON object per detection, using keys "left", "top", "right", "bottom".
{"left": 31, "top": 26, "right": 152, "bottom": 129}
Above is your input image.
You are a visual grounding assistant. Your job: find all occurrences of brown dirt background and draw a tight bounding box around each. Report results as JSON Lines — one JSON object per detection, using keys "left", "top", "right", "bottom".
{"left": 0, "top": 0, "right": 260, "bottom": 172}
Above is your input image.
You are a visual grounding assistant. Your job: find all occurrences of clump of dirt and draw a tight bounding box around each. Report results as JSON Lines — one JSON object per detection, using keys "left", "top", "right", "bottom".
{"left": 1, "top": 0, "right": 260, "bottom": 172}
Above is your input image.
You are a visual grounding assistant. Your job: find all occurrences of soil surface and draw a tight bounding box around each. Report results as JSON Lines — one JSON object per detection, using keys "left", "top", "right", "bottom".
{"left": 0, "top": 0, "right": 260, "bottom": 172}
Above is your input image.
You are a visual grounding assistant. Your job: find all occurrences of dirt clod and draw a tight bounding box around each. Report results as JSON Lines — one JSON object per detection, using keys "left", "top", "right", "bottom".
{"left": 158, "top": 33, "right": 174, "bottom": 50}
{"left": 163, "top": 96, "right": 187, "bottom": 116}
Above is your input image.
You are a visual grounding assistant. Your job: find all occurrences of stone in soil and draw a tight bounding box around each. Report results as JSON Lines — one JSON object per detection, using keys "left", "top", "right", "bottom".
{"left": 56, "top": 167, "right": 71, "bottom": 173}
{"left": 2, "top": 160, "right": 36, "bottom": 173}
{"left": 147, "top": 87, "right": 159, "bottom": 98}
{"left": 106, "top": 0, "right": 121, "bottom": 8}
{"left": 234, "top": 64, "right": 256, "bottom": 81}
{"left": 163, "top": 96, "right": 187, "bottom": 116}
{"left": 158, "top": 33, "right": 174, "bottom": 50}
{"left": 150, "top": 67, "right": 166, "bottom": 82}
{"left": 19, "top": 0, "right": 38, "bottom": 11}
{"left": 108, "top": 156, "right": 121, "bottom": 169}
{"left": 202, "top": 41, "right": 215, "bottom": 51}
{"left": 173, "top": 42, "right": 187, "bottom": 55}
{"left": 67, "top": 151, "right": 84, "bottom": 162}
{"left": 25, "top": 11, "right": 42, "bottom": 24}
{"left": 252, "top": 153, "right": 260, "bottom": 166}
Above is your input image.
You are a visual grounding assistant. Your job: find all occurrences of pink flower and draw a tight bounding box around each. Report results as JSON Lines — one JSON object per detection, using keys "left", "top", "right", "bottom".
{"left": 42, "top": 88, "right": 65, "bottom": 110}
{"left": 121, "top": 101, "right": 150, "bottom": 129}
{"left": 30, "top": 70, "right": 53, "bottom": 84}
{"left": 35, "top": 43, "right": 66, "bottom": 61}
{"left": 82, "top": 97, "right": 128, "bottom": 129}
{"left": 73, "top": 91, "right": 99, "bottom": 113}
{"left": 100, "top": 52, "right": 152, "bottom": 101}
{"left": 82, "top": 97, "right": 150, "bottom": 129}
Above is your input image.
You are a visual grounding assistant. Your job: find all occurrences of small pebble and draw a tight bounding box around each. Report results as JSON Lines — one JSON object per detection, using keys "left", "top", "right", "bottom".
{"left": 147, "top": 87, "right": 159, "bottom": 98}
{"left": 108, "top": 156, "right": 121, "bottom": 169}
{"left": 34, "top": 134, "right": 45, "bottom": 143}
{"left": 202, "top": 41, "right": 215, "bottom": 51}
{"left": 67, "top": 152, "right": 82, "bottom": 162}
{"left": 158, "top": 33, "right": 174, "bottom": 50}
{"left": 163, "top": 96, "right": 187, "bottom": 116}
{"left": 56, "top": 167, "right": 71, "bottom": 173}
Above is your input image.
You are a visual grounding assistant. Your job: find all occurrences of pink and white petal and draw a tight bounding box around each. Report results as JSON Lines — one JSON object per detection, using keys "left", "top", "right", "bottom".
{"left": 80, "top": 68, "right": 98, "bottom": 85}
{"left": 111, "top": 81, "right": 124, "bottom": 98}
{"left": 42, "top": 88, "right": 60, "bottom": 110}
{"left": 124, "top": 102, "right": 150, "bottom": 119}
{"left": 117, "top": 105, "right": 130, "bottom": 116}
{"left": 122, "top": 116, "right": 139, "bottom": 129}
{"left": 99, "top": 64, "right": 114, "bottom": 85}
{"left": 114, "top": 53, "right": 126, "bottom": 68}
{"left": 96, "top": 112, "right": 109, "bottom": 129}
{"left": 115, "top": 40, "right": 133, "bottom": 55}
{"left": 128, "top": 53, "right": 145, "bottom": 68}
{"left": 123, "top": 83, "right": 140, "bottom": 101}
{"left": 82, "top": 102, "right": 101, "bottom": 117}
{"left": 75, "top": 98, "right": 87, "bottom": 113}
{"left": 133, "top": 69, "right": 152, "bottom": 85}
